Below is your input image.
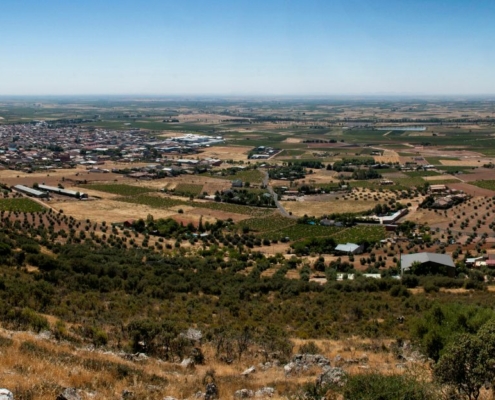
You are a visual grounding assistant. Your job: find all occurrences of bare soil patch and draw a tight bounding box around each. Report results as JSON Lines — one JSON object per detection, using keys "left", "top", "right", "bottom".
{"left": 374, "top": 149, "right": 401, "bottom": 163}
{"left": 48, "top": 198, "right": 177, "bottom": 224}
{"left": 284, "top": 138, "right": 303, "bottom": 143}
{"left": 457, "top": 168, "right": 495, "bottom": 182}
{"left": 198, "top": 145, "right": 251, "bottom": 162}
{"left": 186, "top": 207, "right": 250, "bottom": 223}
{"left": 440, "top": 159, "right": 488, "bottom": 166}
{"left": 281, "top": 198, "right": 375, "bottom": 217}
{"left": 449, "top": 183, "right": 495, "bottom": 196}
{"left": 423, "top": 174, "right": 461, "bottom": 181}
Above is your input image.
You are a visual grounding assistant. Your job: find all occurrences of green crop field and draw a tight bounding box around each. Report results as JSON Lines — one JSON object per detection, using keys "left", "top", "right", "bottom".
{"left": 173, "top": 183, "right": 204, "bottom": 197}
{"left": 331, "top": 225, "right": 386, "bottom": 244}
{"left": 237, "top": 214, "right": 297, "bottom": 233}
{"left": 86, "top": 184, "right": 156, "bottom": 196}
{"left": 425, "top": 179, "right": 462, "bottom": 185}
{"left": 206, "top": 169, "right": 265, "bottom": 185}
{"left": 275, "top": 149, "right": 306, "bottom": 157}
{"left": 472, "top": 180, "right": 495, "bottom": 191}
{"left": 260, "top": 224, "right": 343, "bottom": 241}
{"left": 425, "top": 157, "right": 459, "bottom": 165}
{"left": 404, "top": 171, "right": 443, "bottom": 177}
{"left": 349, "top": 176, "right": 426, "bottom": 191}
{"left": 116, "top": 194, "right": 188, "bottom": 208}
{"left": 195, "top": 201, "right": 275, "bottom": 217}
{"left": 0, "top": 198, "right": 45, "bottom": 212}
{"left": 436, "top": 165, "right": 475, "bottom": 173}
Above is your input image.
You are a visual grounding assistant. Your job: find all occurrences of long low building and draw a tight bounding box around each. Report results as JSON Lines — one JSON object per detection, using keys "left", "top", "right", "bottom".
{"left": 401, "top": 252, "right": 455, "bottom": 277}
{"left": 13, "top": 184, "right": 48, "bottom": 198}
{"left": 37, "top": 184, "right": 87, "bottom": 198}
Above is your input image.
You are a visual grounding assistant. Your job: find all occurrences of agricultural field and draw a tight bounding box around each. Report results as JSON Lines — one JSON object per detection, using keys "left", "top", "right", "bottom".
{"left": 281, "top": 198, "right": 378, "bottom": 217}
{"left": 172, "top": 183, "right": 204, "bottom": 197}
{"left": 472, "top": 180, "right": 495, "bottom": 191}
{"left": 331, "top": 225, "right": 386, "bottom": 244}
{"left": 259, "top": 223, "right": 343, "bottom": 241}
{"left": 206, "top": 169, "right": 265, "bottom": 185}
{"left": 236, "top": 214, "right": 297, "bottom": 233}
{"left": 192, "top": 200, "right": 275, "bottom": 217}
{"left": 116, "top": 194, "right": 275, "bottom": 217}
{"left": 85, "top": 183, "right": 156, "bottom": 196}
{"left": 0, "top": 198, "right": 45, "bottom": 212}
{"left": 116, "top": 194, "right": 188, "bottom": 209}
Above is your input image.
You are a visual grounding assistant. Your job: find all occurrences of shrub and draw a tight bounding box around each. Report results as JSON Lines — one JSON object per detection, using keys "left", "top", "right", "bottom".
{"left": 299, "top": 341, "right": 322, "bottom": 355}
{"left": 341, "top": 373, "right": 439, "bottom": 400}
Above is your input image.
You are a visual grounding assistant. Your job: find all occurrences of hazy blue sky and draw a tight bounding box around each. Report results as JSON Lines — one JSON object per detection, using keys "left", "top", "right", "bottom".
{"left": 1, "top": 0, "right": 494, "bottom": 95}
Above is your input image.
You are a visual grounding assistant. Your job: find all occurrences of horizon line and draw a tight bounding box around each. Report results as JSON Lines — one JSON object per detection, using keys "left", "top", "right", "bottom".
{"left": 1, "top": 93, "right": 495, "bottom": 100}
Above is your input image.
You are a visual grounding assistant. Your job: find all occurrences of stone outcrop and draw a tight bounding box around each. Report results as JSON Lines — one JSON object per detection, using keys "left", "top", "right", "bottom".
{"left": 56, "top": 388, "right": 81, "bottom": 400}
{"left": 317, "top": 367, "right": 347, "bottom": 387}
{"left": 0, "top": 389, "right": 13, "bottom": 400}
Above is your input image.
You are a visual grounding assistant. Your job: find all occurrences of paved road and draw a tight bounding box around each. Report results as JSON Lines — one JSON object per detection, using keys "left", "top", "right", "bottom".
{"left": 262, "top": 171, "right": 296, "bottom": 219}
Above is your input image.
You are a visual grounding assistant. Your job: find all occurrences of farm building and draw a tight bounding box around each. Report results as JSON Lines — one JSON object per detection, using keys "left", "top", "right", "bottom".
{"left": 377, "top": 208, "right": 409, "bottom": 224}
{"left": 401, "top": 252, "right": 455, "bottom": 277}
{"left": 335, "top": 243, "right": 363, "bottom": 255}
{"left": 176, "top": 159, "right": 199, "bottom": 165}
{"left": 37, "top": 184, "right": 88, "bottom": 199}
{"left": 13, "top": 185, "right": 48, "bottom": 199}
{"left": 231, "top": 179, "right": 243, "bottom": 188}
{"left": 429, "top": 184, "right": 448, "bottom": 193}
{"left": 466, "top": 256, "right": 485, "bottom": 267}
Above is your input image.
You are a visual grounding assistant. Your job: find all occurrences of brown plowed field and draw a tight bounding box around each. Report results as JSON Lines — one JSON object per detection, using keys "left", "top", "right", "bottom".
{"left": 455, "top": 168, "right": 495, "bottom": 182}
{"left": 449, "top": 182, "right": 495, "bottom": 196}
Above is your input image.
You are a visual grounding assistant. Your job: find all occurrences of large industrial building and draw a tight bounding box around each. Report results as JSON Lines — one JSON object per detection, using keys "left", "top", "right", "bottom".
{"left": 37, "top": 184, "right": 87, "bottom": 199}
{"left": 13, "top": 185, "right": 49, "bottom": 199}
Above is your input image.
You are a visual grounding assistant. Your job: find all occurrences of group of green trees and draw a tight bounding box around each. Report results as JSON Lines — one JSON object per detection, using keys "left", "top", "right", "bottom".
{"left": 214, "top": 188, "right": 275, "bottom": 207}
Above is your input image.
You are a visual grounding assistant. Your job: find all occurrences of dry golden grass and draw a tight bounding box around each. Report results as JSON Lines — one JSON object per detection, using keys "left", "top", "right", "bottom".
{"left": 0, "top": 328, "right": 418, "bottom": 400}
{"left": 198, "top": 146, "right": 252, "bottom": 162}
{"left": 281, "top": 199, "right": 375, "bottom": 217}
{"left": 374, "top": 149, "right": 401, "bottom": 164}
{"left": 423, "top": 175, "right": 460, "bottom": 181}
{"left": 48, "top": 198, "right": 178, "bottom": 224}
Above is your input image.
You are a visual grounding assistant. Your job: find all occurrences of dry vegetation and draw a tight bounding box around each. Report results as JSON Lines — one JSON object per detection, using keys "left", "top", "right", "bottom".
{"left": 0, "top": 328, "right": 416, "bottom": 400}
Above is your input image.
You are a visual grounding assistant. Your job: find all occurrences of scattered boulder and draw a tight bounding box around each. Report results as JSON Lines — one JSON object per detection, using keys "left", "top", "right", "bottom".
{"left": 120, "top": 352, "right": 148, "bottom": 362}
{"left": 56, "top": 388, "right": 81, "bottom": 400}
{"left": 38, "top": 330, "right": 52, "bottom": 340}
{"left": 317, "top": 367, "right": 346, "bottom": 387}
{"left": 204, "top": 383, "right": 218, "bottom": 400}
{"left": 121, "top": 390, "right": 134, "bottom": 399}
{"left": 234, "top": 389, "right": 253, "bottom": 398}
{"left": 181, "top": 328, "right": 203, "bottom": 342}
{"left": 163, "top": 397, "right": 178, "bottom": 400}
{"left": 283, "top": 354, "right": 330, "bottom": 375}
{"left": 180, "top": 358, "right": 195, "bottom": 370}
{"left": 283, "top": 362, "right": 294, "bottom": 376}
{"left": 293, "top": 354, "right": 330, "bottom": 367}
{"left": 0, "top": 389, "right": 13, "bottom": 400}
{"left": 254, "top": 387, "right": 275, "bottom": 398}
{"left": 241, "top": 366, "right": 256, "bottom": 376}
